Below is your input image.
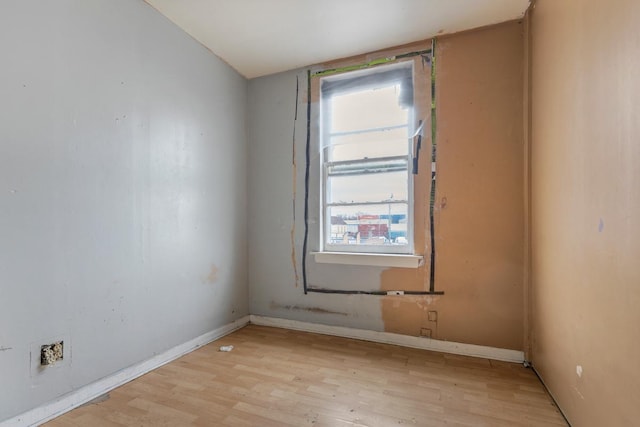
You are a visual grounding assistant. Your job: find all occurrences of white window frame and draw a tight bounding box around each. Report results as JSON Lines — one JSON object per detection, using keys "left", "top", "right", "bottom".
{"left": 319, "top": 62, "right": 416, "bottom": 255}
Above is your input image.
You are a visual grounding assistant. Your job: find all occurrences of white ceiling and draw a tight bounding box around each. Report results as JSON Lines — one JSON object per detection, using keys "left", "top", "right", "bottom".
{"left": 144, "top": 0, "right": 530, "bottom": 79}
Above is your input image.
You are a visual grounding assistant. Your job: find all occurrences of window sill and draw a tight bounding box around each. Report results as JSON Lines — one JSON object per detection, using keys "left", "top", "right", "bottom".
{"left": 312, "top": 252, "right": 423, "bottom": 268}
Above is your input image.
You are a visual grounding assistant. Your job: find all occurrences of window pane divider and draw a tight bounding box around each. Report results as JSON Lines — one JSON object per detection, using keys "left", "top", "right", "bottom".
{"left": 327, "top": 200, "right": 408, "bottom": 207}
{"left": 326, "top": 155, "right": 408, "bottom": 168}
{"left": 329, "top": 123, "right": 408, "bottom": 138}
{"left": 327, "top": 169, "right": 407, "bottom": 178}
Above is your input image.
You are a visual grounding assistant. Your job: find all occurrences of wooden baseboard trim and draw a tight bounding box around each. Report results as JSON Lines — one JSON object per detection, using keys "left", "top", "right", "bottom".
{"left": 250, "top": 315, "right": 524, "bottom": 363}
{"left": 2, "top": 316, "right": 250, "bottom": 427}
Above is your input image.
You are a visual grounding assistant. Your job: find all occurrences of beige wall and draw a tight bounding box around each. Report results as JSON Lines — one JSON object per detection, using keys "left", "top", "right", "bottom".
{"left": 382, "top": 21, "right": 525, "bottom": 350}
{"left": 530, "top": 0, "right": 640, "bottom": 425}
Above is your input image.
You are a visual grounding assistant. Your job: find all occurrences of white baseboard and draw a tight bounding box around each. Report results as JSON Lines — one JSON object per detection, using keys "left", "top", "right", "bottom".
{"left": 250, "top": 315, "right": 524, "bottom": 363}
{"left": 2, "top": 315, "right": 250, "bottom": 427}
{"left": 4, "top": 314, "right": 523, "bottom": 426}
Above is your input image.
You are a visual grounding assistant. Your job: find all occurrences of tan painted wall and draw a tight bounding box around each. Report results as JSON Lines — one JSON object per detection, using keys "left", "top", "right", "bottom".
{"left": 381, "top": 21, "right": 525, "bottom": 350}
{"left": 530, "top": 0, "right": 640, "bottom": 425}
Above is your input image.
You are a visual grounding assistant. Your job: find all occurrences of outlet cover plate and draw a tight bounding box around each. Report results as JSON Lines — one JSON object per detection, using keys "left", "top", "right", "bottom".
{"left": 30, "top": 334, "right": 71, "bottom": 380}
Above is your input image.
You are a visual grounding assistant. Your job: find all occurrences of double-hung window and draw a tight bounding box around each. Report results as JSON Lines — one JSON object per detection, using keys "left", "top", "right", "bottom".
{"left": 320, "top": 62, "right": 415, "bottom": 255}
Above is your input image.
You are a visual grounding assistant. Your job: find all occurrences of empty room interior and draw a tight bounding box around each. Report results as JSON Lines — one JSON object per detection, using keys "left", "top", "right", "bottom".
{"left": 1, "top": 0, "right": 638, "bottom": 426}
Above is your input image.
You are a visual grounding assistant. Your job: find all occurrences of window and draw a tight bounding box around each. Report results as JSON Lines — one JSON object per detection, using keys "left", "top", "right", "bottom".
{"left": 320, "top": 62, "right": 415, "bottom": 254}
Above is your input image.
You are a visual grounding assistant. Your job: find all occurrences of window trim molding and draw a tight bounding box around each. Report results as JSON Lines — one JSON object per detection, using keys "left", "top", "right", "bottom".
{"left": 318, "top": 61, "right": 417, "bottom": 256}
{"left": 312, "top": 251, "right": 423, "bottom": 268}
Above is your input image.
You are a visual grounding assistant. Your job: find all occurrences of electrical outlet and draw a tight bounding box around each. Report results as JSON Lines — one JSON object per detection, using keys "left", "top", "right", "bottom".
{"left": 420, "top": 328, "right": 432, "bottom": 338}
{"left": 41, "top": 341, "right": 63, "bottom": 366}
{"left": 30, "top": 335, "right": 71, "bottom": 379}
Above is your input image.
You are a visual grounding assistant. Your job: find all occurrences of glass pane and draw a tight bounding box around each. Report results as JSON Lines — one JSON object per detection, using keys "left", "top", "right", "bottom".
{"left": 328, "top": 128, "right": 409, "bottom": 161}
{"left": 327, "top": 171, "right": 407, "bottom": 204}
{"left": 327, "top": 204, "right": 409, "bottom": 246}
{"left": 330, "top": 85, "right": 409, "bottom": 133}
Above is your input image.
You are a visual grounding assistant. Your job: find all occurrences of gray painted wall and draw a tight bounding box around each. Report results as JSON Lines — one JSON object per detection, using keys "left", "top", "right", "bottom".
{"left": 0, "top": 1, "right": 248, "bottom": 421}
{"left": 247, "top": 70, "right": 386, "bottom": 330}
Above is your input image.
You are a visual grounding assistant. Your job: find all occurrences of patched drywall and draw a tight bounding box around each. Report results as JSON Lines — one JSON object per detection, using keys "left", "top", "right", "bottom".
{"left": 530, "top": 0, "right": 640, "bottom": 425}
{"left": 249, "top": 22, "right": 525, "bottom": 351}
{"left": 0, "top": 1, "right": 248, "bottom": 422}
{"left": 381, "top": 22, "right": 525, "bottom": 350}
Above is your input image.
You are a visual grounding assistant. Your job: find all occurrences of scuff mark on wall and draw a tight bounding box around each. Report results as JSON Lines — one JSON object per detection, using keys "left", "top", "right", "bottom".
{"left": 0, "top": 346, "right": 13, "bottom": 352}
{"left": 270, "top": 301, "right": 348, "bottom": 316}
{"left": 79, "top": 393, "right": 110, "bottom": 407}
{"left": 205, "top": 264, "right": 218, "bottom": 284}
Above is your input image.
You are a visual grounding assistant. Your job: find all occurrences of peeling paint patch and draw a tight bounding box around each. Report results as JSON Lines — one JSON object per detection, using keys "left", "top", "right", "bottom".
{"left": 205, "top": 264, "right": 219, "bottom": 284}
{"left": 291, "top": 227, "right": 299, "bottom": 287}
{"left": 291, "top": 75, "right": 300, "bottom": 288}
{"left": 270, "top": 301, "right": 347, "bottom": 316}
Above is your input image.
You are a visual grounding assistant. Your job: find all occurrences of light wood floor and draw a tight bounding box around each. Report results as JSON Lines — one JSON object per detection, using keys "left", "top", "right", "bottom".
{"left": 46, "top": 325, "right": 566, "bottom": 426}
